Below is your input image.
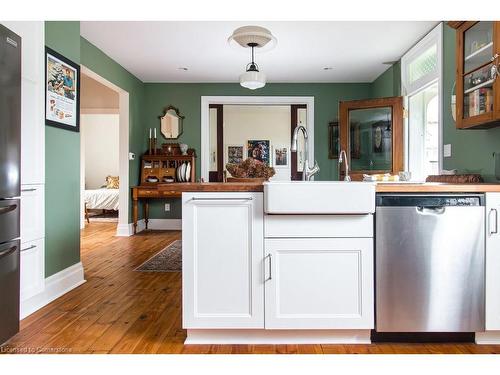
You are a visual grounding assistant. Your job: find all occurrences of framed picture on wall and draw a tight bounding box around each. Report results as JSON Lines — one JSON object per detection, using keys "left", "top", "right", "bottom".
{"left": 247, "top": 140, "right": 270, "bottom": 166}
{"left": 273, "top": 146, "right": 289, "bottom": 168}
{"left": 45, "top": 46, "right": 80, "bottom": 132}
{"left": 328, "top": 121, "right": 339, "bottom": 159}
{"left": 226, "top": 145, "right": 245, "bottom": 164}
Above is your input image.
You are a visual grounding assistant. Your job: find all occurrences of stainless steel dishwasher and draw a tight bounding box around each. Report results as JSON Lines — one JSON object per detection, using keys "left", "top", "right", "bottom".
{"left": 375, "top": 194, "right": 485, "bottom": 333}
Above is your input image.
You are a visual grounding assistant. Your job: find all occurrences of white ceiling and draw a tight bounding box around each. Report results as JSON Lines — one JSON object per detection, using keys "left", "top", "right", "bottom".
{"left": 80, "top": 21, "right": 438, "bottom": 83}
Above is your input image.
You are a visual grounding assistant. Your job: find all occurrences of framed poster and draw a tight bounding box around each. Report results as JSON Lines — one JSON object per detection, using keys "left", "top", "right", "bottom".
{"left": 273, "top": 146, "right": 289, "bottom": 168}
{"left": 226, "top": 145, "right": 245, "bottom": 164}
{"left": 45, "top": 47, "right": 80, "bottom": 132}
{"left": 247, "top": 140, "right": 270, "bottom": 166}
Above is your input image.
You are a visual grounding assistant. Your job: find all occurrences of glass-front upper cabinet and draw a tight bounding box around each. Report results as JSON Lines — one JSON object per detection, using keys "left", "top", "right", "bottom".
{"left": 456, "top": 21, "right": 500, "bottom": 129}
{"left": 339, "top": 97, "right": 404, "bottom": 181}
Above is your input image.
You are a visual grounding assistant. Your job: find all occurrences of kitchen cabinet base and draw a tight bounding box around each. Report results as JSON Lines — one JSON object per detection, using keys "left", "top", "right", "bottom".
{"left": 184, "top": 329, "right": 371, "bottom": 345}
{"left": 475, "top": 331, "right": 500, "bottom": 344}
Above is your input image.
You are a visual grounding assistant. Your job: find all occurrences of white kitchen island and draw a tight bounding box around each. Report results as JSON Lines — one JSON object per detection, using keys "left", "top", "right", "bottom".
{"left": 181, "top": 182, "right": 376, "bottom": 344}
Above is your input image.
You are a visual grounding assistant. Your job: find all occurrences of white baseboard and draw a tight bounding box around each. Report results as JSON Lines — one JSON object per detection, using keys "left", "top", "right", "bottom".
{"left": 147, "top": 219, "right": 182, "bottom": 230}
{"left": 116, "top": 218, "right": 181, "bottom": 236}
{"left": 116, "top": 220, "right": 146, "bottom": 237}
{"left": 185, "top": 329, "right": 371, "bottom": 345}
{"left": 475, "top": 331, "right": 500, "bottom": 344}
{"left": 20, "top": 262, "right": 86, "bottom": 319}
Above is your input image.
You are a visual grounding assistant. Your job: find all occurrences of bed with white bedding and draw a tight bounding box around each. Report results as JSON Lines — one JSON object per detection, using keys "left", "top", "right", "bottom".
{"left": 84, "top": 188, "right": 120, "bottom": 210}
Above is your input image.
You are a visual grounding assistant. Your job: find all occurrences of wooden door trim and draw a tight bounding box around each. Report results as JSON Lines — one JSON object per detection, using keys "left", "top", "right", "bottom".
{"left": 339, "top": 97, "right": 404, "bottom": 180}
{"left": 291, "top": 104, "right": 307, "bottom": 180}
{"left": 209, "top": 104, "right": 224, "bottom": 182}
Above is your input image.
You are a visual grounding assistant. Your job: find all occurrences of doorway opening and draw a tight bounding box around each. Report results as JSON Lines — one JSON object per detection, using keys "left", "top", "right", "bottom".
{"left": 202, "top": 96, "right": 314, "bottom": 182}
{"left": 79, "top": 66, "right": 130, "bottom": 236}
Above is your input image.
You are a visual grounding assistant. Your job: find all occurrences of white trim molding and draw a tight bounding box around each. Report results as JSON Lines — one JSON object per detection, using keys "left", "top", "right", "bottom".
{"left": 476, "top": 331, "right": 500, "bottom": 344}
{"left": 20, "top": 262, "right": 86, "bottom": 319}
{"left": 200, "top": 96, "right": 315, "bottom": 182}
{"left": 80, "top": 65, "right": 130, "bottom": 236}
{"left": 185, "top": 329, "right": 371, "bottom": 345}
{"left": 115, "top": 219, "right": 181, "bottom": 237}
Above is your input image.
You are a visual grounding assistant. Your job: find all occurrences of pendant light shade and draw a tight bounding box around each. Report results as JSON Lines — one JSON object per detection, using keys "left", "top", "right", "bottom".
{"left": 240, "top": 70, "right": 266, "bottom": 90}
{"left": 239, "top": 43, "right": 266, "bottom": 90}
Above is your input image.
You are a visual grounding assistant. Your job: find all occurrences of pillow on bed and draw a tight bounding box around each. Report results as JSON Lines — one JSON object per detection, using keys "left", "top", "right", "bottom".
{"left": 105, "top": 176, "right": 119, "bottom": 189}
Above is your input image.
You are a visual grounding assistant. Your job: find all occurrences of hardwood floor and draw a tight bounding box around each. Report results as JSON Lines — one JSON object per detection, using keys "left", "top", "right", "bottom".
{"left": 2, "top": 222, "right": 500, "bottom": 354}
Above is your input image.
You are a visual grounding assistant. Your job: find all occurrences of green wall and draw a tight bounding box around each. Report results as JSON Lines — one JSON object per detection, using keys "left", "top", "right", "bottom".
{"left": 442, "top": 25, "right": 500, "bottom": 181}
{"left": 45, "top": 21, "right": 82, "bottom": 277}
{"left": 44, "top": 26, "right": 147, "bottom": 277}
{"left": 371, "top": 61, "right": 401, "bottom": 98}
{"left": 80, "top": 37, "right": 146, "bottom": 220}
{"left": 143, "top": 83, "right": 372, "bottom": 219}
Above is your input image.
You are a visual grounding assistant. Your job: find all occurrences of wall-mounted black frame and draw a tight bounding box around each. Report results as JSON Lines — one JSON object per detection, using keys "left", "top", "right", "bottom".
{"left": 45, "top": 46, "right": 80, "bottom": 132}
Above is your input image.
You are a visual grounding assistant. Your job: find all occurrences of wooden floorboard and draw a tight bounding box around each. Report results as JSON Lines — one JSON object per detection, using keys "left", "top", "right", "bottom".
{"left": 2, "top": 222, "right": 500, "bottom": 354}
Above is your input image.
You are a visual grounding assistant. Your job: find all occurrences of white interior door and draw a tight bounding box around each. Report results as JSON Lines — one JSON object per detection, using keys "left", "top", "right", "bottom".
{"left": 264, "top": 238, "right": 374, "bottom": 329}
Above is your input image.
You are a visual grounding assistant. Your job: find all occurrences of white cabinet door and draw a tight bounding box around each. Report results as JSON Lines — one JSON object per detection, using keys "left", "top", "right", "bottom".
{"left": 1, "top": 21, "right": 45, "bottom": 185}
{"left": 486, "top": 192, "right": 500, "bottom": 330}
{"left": 264, "top": 238, "right": 374, "bottom": 329}
{"left": 21, "top": 185, "right": 45, "bottom": 243}
{"left": 20, "top": 238, "right": 44, "bottom": 301}
{"left": 182, "top": 192, "right": 264, "bottom": 328}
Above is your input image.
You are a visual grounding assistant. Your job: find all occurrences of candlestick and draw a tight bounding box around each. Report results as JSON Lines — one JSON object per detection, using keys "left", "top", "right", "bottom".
{"left": 149, "top": 128, "right": 152, "bottom": 139}
{"left": 154, "top": 128, "right": 157, "bottom": 138}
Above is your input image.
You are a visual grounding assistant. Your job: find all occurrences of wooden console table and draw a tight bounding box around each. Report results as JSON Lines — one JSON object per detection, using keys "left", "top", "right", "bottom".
{"left": 131, "top": 182, "right": 264, "bottom": 234}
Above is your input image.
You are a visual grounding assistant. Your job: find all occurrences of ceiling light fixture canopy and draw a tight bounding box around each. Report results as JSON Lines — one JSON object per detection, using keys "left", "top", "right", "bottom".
{"left": 227, "top": 25, "right": 277, "bottom": 51}
{"left": 239, "top": 42, "right": 266, "bottom": 90}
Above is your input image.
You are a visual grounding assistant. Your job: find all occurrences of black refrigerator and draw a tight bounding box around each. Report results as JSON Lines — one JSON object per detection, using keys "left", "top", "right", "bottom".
{"left": 0, "top": 24, "right": 21, "bottom": 345}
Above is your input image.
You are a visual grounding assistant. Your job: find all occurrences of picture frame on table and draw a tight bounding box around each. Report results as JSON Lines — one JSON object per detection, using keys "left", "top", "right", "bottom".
{"left": 45, "top": 46, "right": 80, "bottom": 132}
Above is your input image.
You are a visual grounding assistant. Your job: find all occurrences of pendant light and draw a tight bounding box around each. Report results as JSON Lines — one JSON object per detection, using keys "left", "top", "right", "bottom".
{"left": 240, "top": 43, "right": 266, "bottom": 90}
{"left": 228, "top": 26, "right": 276, "bottom": 91}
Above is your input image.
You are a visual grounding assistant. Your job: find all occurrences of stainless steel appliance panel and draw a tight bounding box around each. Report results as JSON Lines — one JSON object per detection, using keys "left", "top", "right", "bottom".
{"left": 0, "top": 24, "right": 21, "bottom": 199}
{"left": 0, "top": 239, "right": 20, "bottom": 344}
{"left": 0, "top": 199, "right": 20, "bottom": 244}
{"left": 376, "top": 196, "right": 485, "bottom": 332}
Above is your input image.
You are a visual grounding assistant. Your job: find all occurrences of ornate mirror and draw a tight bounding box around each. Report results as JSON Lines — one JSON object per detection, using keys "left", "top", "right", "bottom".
{"left": 160, "top": 106, "right": 184, "bottom": 139}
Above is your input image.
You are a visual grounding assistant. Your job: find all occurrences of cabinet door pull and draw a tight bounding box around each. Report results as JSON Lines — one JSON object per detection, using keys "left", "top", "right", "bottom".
{"left": 21, "top": 188, "right": 37, "bottom": 192}
{"left": 21, "top": 244, "right": 37, "bottom": 252}
{"left": 265, "top": 253, "right": 272, "bottom": 281}
{"left": 490, "top": 208, "right": 498, "bottom": 235}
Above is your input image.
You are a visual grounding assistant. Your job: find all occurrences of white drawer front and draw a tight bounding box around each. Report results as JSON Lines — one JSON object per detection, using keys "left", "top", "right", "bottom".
{"left": 264, "top": 214, "right": 373, "bottom": 238}
{"left": 21, "top": 184, "right": 45, "bottom": 242}
{"left": 20, "top": 238, "right": 44, "bottom": 301}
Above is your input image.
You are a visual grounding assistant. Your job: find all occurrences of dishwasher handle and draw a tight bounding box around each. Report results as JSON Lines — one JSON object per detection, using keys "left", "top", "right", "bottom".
{"left": 416, "top": 206, "right": 446, "bottom": 215}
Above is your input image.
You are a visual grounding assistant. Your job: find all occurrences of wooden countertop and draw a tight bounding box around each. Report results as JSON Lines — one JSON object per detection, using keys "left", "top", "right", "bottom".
{"left": 134, "top": 182, "right": 500, "bottom": 194}
{"left": 375, "top": 183, "right": 500, "bottom": 193}
{"left": 153, "top": 182, "right": 264, "bottom": 193}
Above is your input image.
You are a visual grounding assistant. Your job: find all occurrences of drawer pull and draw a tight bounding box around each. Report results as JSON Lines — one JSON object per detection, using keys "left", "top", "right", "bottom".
{"left": 21, "top": 188, "right": 37, "bottom": 192}
{"left": 0, "top": 244, "right": 17, "bottom": 259}
{"left": 188, "top": 197, "right": 253, "bottom": 202}
{"left": 21, "top": 244, "right": 37, "bottom": 252}
{"left": 0, "top": 204, "right": 17, "bottom": 215}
